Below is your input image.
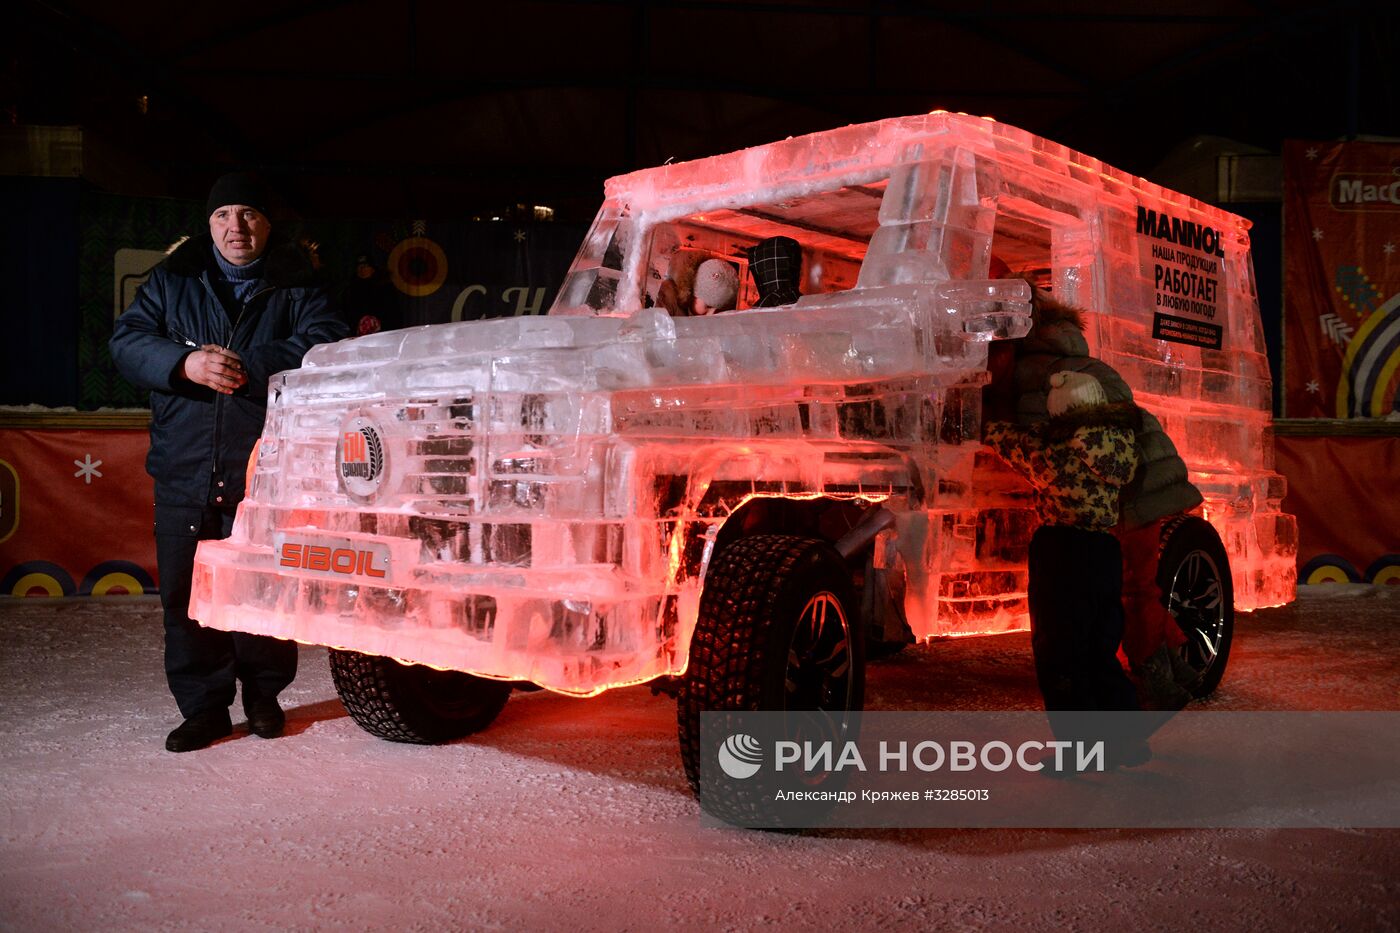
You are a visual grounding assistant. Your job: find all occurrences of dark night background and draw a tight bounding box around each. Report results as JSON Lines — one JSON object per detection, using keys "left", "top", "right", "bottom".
{"left": 3, "top": 1, "right": 1398, "bottom": 407}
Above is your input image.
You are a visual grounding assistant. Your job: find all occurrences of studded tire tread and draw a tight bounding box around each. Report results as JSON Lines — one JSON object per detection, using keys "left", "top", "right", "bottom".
{"left": 678, "top": 534, "right": 863, "bottom": 815}
{"left": 328, "top": 648, "right": 511, "bottom": 744}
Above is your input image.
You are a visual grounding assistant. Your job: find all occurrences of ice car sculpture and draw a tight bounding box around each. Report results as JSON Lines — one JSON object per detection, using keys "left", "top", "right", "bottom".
{"left": 192, "top": 112, "right": 1296, "bottom": 770}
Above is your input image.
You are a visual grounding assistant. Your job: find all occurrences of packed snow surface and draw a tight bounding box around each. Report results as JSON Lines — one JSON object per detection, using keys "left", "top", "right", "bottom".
{"left": 2, "top": 586, "right": 1397, "bottom": 931}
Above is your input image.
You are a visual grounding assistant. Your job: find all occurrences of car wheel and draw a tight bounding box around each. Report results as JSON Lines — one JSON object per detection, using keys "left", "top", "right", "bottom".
{"left": 329, "top": 649, "right": 511, "bottom": 744}
{"left": 677, "top": 535, "right": 864, "bottom": 824}
{"left": 1157, "top": 516, "right": 1234, "bottom": 697}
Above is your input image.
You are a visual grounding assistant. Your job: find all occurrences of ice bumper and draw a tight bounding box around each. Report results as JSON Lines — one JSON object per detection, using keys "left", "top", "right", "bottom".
{"left": 190, "top": 534, "right": 677, "bottom": 696}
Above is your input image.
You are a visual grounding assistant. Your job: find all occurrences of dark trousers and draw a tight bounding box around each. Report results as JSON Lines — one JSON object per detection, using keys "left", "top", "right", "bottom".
{"left": 1116, "top": 516, "right": 1188, "bottom": 668}
{"left": 155, "top": 502, "right": 297, "bottom": 718}
{"left": 1027, "top": 525, "right": 1140, "bottom": 718}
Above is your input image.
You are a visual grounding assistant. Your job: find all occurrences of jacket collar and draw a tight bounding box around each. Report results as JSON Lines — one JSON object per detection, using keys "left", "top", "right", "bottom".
{"left": 163, "top": 232, "right": 320, "bottom": 289}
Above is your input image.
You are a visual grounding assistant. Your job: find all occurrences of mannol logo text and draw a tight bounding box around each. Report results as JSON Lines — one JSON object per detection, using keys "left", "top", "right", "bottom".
{"left": 719, "top": 735, "right": 1108, "bottom": 778}
{"left": 1135, "top": 206, "right": 1226, "bottom": 258}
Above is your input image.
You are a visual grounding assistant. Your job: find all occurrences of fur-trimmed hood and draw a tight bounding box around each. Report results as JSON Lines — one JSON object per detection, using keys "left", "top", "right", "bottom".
{"left": 1020, "top": 279, "right": 1090, "bottom": 358}
{"left": 1029, "top": 284, "right": 1086, "bottom": 332}
{"left": 163, "top": 232, "right": 322, "bottom": 290}
{"left": 1044, "top": 400, "right": 1140, "bottom": 443}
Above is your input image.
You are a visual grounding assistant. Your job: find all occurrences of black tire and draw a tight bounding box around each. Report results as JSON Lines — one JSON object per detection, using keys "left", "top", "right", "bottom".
{"left": 328, "top": 649, "right": 511, "bottom": 744}
{"left": 1157, "top": 517, "right": 1234, "bottom": 697}
{"left": 678, "top": 535, "right": 864, "bottom": 824}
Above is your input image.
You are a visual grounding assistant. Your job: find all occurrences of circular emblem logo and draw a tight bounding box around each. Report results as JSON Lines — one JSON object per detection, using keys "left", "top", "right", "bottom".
{"left": 387, "top": 235, "right": 448, "bottom": 298}
{"left": 338, "top": 416, "right": 387, "bottom": 501}
{"left": 718, "top": 733, "right": 764, "bottom": 780}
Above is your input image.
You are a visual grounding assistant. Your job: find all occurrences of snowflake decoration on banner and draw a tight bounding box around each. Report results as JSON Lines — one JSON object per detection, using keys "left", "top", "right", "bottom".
{"left": 1305, "top": 380, "right": 1320, "bottom": 394}
{"left": 1305, "top": 147, "right": 1319, "bottom": 160}
{"left": 1312, "top": 228, "right": 1324, "bottom": 241}
{"left": 73, "top": 455, "right": 103, "bottom": 484}
{"left": 514, "top": 230, "right": 526, "bottom": 243}
{"left": 1385, "top": 242, "right": 1396, "bottom": 256}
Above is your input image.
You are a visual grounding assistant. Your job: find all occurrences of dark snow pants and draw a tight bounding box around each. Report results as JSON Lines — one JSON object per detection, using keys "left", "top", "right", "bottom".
{"left": 155, "top": 502, "right": 296, "bottom": 718}
{"left": 1027, "top": 524, "right": 1140, "bottom": 718}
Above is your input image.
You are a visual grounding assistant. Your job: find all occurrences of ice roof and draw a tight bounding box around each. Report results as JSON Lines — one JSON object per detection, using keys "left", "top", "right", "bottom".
{"left": 604, "top": 111, "right": 1250, "bottom": 233}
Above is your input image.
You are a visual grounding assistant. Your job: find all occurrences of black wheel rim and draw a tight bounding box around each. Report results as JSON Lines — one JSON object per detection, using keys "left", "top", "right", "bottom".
{"left": 784, "top": 591, "right": 854, "bottom": 711}
{"left": 782, "top": 590, "right": 856, "bottom": 787}
{"left": 1168, "top": 549, "right": 1227, "bottom": 678}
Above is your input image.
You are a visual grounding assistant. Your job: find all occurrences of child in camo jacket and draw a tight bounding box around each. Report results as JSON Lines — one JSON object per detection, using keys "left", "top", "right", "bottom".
{"left": 984, "top": 371, "right": 1146, "bottom": 758}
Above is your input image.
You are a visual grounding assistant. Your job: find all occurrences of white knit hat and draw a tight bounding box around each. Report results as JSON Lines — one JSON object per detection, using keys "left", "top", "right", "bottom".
{"left": 1047, "top": 371, "right": 1107, "bottom": 417}
{"left": 693, "top": 259, "right": 739, "bottom": 311}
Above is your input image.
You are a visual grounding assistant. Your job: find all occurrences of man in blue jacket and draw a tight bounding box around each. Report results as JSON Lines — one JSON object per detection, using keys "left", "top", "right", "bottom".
{"left": 110, "top": 173, "right": 347, "bottom": 752}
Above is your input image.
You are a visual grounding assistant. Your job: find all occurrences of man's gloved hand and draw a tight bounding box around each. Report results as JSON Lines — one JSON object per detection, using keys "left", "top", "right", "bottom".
{"left": 180, "top": 345, "right": 247, "bottom": 394}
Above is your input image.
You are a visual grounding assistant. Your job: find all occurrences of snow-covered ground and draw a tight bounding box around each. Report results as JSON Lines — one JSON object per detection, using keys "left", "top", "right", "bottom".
{"left": 2, "top": 586, "right": 1397, "bottom": 931}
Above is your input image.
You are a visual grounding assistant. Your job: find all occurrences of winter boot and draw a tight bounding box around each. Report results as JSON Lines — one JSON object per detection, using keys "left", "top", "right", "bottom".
{"left": 244, "top": 697, "right": 286, "bottom": 739}
{"left": 1133, "top": 645, "right": 1192, "bottom": 711}
{"left": 1167, "top": 644, "right": 1203, "bottom": 694}
{"left": 166, "top": 708, "right": 233, "bottom": 752}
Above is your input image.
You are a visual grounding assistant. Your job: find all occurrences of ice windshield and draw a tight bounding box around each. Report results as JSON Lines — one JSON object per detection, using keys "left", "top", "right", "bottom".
{"left": 640, "top": 181, "right": 882, "bottom": 312}
{"left": 552, "top": 177, "right": 888, "bottom": 316}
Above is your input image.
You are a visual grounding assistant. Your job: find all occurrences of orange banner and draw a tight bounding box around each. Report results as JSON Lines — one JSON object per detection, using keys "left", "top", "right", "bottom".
{"left": 0, "top": 428, "right": 156, "bottom": 596}
{"left": 1274, "top": 434, "right": 1399, "bottom": 585}
{"left": 1283, "top": 139, "right": 1400, "bottom": 418}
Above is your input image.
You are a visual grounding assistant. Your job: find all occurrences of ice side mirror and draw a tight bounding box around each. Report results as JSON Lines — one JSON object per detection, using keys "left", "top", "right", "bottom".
{"left": 942, "top": 279, "right": 1034, "bottom": 343}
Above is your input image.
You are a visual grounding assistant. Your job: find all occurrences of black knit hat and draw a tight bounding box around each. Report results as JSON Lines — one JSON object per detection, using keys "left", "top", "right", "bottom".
{"left": 206, "top": 172, "right": 271, "bottom": 219}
